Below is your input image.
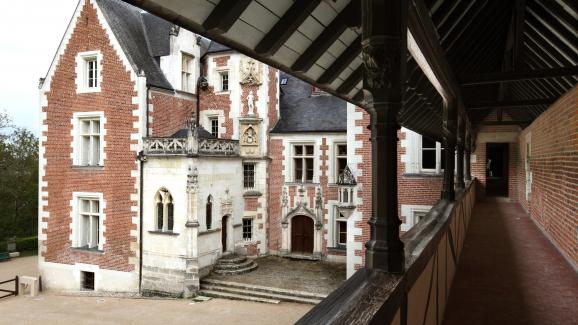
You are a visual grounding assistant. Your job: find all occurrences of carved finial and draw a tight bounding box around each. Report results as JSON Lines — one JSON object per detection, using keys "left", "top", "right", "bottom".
{"left": 315, "top": 187, "right": 323, "bottom": 208}
{"left": 337, "top": 166, "right": 357, "bottom": 186}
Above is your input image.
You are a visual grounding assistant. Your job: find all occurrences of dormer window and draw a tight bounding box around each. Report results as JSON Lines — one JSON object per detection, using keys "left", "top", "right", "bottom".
{"left": 181, "top": 53, "right": 195, "bottom": 92}
{"left": 76, "top": 51, "right": 102, "bottom": 93}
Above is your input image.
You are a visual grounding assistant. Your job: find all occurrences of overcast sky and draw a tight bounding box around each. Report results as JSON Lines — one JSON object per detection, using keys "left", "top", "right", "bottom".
{"left": 0, "top": 0, "right": 79, "bottom": 135}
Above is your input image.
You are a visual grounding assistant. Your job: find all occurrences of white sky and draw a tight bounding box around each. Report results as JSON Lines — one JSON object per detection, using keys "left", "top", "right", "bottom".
{"left": 0, "top": 0, "right": 79, "bottom": 135}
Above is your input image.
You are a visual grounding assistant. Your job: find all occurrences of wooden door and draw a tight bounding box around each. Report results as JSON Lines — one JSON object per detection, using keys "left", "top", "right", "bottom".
{"left": 221, "top": 216, "right": 227, "bottom": 251}
{"left": 291, "top": 215, "right": 314, "bottom": 254}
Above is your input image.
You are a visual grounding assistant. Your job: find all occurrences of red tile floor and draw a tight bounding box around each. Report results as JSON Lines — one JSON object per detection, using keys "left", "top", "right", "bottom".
{"left": 443, "top": 202, "right": 578, "bottom": 325}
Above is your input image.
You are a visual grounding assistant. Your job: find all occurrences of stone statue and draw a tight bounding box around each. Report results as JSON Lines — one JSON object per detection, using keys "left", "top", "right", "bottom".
{"left": 247, "top": 91, "right": 255, "bottom": 115}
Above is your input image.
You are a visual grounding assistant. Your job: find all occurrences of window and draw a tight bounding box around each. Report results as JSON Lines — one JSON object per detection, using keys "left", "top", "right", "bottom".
{"left": 155, "top": 189, "right": 174, "bottom": 232}
{"left": 220, "top": 72, "right": 229, "bottom": 91}
{"left": 77, "top": 197, "right": 101, "bottom": 250}
{"left": 421, "top": 136, "right": 445, "bottom": 173}
{"left": 335, "top": 144, "right": 347, "bottom": 179}
{"left": 294, "top": 144, "right": 314, "bottom": 182}
{"left": 181, "top": 53, "right": 195, "bottom": 92}
{"left": 242, "top": 218, "right": 253, "bottom": 241}
{"left": 280, "top": 78, "right": 288, "bottom": 85}
{"left": 243, "top": 163, "right": 255, "bottom": 189}
{"left": 76, "top": 51, "right": 101, "bottom": 93}
{"left": 79, "top": 117, "right": 101, "bottom": 166}
{"left": 413, "top": 210, "right": 428, "bottom": 226}
{"left": 337, "top": 220, "right": 347, "bottom": 245}
{"left": 206, "top": 196, "right": 213, "bottom": 230}
{"left": 209, "top": 117, "right": 219, "bottom": 138}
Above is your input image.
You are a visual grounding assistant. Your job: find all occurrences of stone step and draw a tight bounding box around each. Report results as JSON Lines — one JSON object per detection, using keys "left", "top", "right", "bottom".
{"left": 201, "top": 279, "right": 327, "bottom": 300}
{"left": 199, "top": 289, "right": 281, "bottom": 304}
{"left": 200, "top": 284, "right": 322, "bottom": 305}
{"left": 214, "top": 259, "right": 255, "bottom": 270}
{"left": 212, "top": 263, "right": 258, "bottom": 275}
{"left": 217, "top": 255, "right": 247, "bottom": 264}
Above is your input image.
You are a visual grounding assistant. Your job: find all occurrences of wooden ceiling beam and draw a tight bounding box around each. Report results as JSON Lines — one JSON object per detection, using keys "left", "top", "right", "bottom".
{"left": 291, "top": 0, "right": 360, "bottom": 73}
{"left": 202, "top": 0, "right": 252, "bottom": 34}
{"left": 254, "top": 0, "right": 321, "bottom": 56}
{"left": 478, "top": 120, "right": 531, "bottom": 126}
{"left": 466, "top": 98, "right": 556, "bottom": 109}
{"left": 317, "top": 37, "right": 361, "bottom": 85}
{"left": 513, "top": 0, "right": 526, "bottom": 70}
{"left": 336, "top": 66, "right": 362, "bottom": 95}
{"left": 461, "top": 66, "right": 578, "bottom": 85}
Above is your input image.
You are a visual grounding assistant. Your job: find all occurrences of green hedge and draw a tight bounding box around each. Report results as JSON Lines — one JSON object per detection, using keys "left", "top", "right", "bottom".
{"left": 16, "top": 236, "right": 38, "bottom": 252}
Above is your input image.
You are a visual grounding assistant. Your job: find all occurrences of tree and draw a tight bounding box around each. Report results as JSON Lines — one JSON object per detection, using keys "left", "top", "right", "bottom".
{"left": 0, "top": 111, "right": 38, "bottom": 241}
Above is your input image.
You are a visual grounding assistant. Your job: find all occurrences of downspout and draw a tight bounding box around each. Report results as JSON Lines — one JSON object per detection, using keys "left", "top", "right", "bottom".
{"left": 138, "top": 83, "right": 150, "bottom": 294}
{"left": 196, "top": 56, "right": 206, "bottom": 125}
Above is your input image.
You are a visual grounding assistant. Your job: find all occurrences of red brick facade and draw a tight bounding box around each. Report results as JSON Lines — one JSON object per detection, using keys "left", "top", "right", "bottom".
{"left": 199, "top": 55, "right": 233, "bottom": 139}
{"left": 517, "top": 86, "right": 577, "bottom": 267}
{"left": 354, "top": 107, "right": 372, "bottom": 269}
{"left": 149, "top": 90, "right": 196, "bottom": 137}
{"left": 41, "top": 0, "right": 138, "bottom": 272}
{"left": 267, "top": 139, "right": 284, "bottom": 251}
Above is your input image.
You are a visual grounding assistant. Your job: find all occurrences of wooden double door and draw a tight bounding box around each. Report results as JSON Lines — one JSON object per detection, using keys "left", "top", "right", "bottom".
{"left": 291, "top": 215, "right": 314, "bottom": 254}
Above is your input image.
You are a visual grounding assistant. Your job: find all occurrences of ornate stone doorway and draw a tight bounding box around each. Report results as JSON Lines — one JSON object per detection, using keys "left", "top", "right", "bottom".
{"left": 291, "top": 215, "right": 314, "bottom": 254}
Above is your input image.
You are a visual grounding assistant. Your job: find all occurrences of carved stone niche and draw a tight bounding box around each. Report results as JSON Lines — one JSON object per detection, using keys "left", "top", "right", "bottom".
{"left": 239, "top": 117, "right": 262, "bottom": 157}
{"left": 239, "top": 57, "right": 262, "bottom": 86}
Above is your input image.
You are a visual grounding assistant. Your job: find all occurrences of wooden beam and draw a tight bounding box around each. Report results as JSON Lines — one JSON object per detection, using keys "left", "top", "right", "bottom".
{"left": 466, "top": 98, "right": 556, "bottom": 109}
{"left": 291, "top": 0, "right": 360, "bottom": 73}
{"left": 202, "top": 0, "right": 252, "bottom": 34}
{"left": 254, "top": 0, "right": 321, "bottom": 56}
{"left": 461, "top": 66, "right": 578, "bottom": 85}
{"left": 317, "top": 37, "right": 362, "bottom": 85}
{"left": 336, "top": 66, "right": 362, "bottom": 95}
{"left": 513, "top": 0, "right": 526, "bottom": 69}
{"left": 478, "top": 120, "right": 531, "bottom": 126}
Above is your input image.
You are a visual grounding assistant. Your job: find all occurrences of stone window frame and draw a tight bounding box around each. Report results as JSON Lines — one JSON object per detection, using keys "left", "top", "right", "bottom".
{"left": 72, "top": 111, "right": 105, "bottom": 167}
{"left": 419, "top": 135, "right": 445, "bottom": 174}
{"left": 243, "top": 163, "right": 256, "bottom": 189}
{"left": 292, "top": 143, "right": 315, "bottom": 183}
{"left": 71, "top": 192, "right": 105, "bottom": 251}
{"left": 242, "top": 218, "right": 253, "bottom": 241}
{"left": 75, "top": 50, "right": 103, "bottom": 94}
{"left": 334, "top": 142, "right": 348, "bottom": 182}
{"left": 336, "top": 217, "right": 347, "bottom": 246}
{"left": 181, "top": 52, "right": 195, "bottom": 93}
{"left": 154, "top": 188, "right": 174, "bottom": 233}
{"left": 400, "top": 204, "right": 432, "bottom": 232}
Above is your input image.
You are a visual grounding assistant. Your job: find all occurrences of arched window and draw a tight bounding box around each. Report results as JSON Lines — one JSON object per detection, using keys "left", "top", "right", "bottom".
{"left": 155, "top": 189, "right": 174, "bottom": 232}
{"left": 206, "top": 195, "right": 213, "bottom": 230}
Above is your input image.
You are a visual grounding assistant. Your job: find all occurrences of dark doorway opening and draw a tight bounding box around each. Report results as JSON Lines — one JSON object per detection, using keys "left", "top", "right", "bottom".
{"left": 81, "top": 271, "right": 95, "bottom": 291}
{"left": 291, "top": 215, "right": 314, "bottom": 254}
{"left": 221, "top": 216, "right": 228, "bottom": 252}
{"left": 486, "top": 143, "right": 509, "bottom": 197}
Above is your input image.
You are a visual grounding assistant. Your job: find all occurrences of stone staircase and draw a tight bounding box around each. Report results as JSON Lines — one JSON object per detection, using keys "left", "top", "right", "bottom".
{"left": 199, "top": 278, "right": 327, "bottom": 304}
{"left": 212, "top": 254, "right": 258, "bottom": 275}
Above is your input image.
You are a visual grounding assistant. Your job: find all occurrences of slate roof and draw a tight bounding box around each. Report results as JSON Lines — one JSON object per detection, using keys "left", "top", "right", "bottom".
{"left": 270, "top": 73, "right": 347, "bottom": 133}
{"left": 205, "top": 41, "right": 231, "bottom": 55}
{"left": 96, "top": 0, "right": 173, "bottom": 90}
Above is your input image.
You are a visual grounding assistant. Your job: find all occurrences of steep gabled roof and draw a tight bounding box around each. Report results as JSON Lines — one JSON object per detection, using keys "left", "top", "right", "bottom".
{"left": 271, "top": 72, "right": 347, "bottom": 134}
{"left": 96, "top": 0, "right": 173, "bottom": 90}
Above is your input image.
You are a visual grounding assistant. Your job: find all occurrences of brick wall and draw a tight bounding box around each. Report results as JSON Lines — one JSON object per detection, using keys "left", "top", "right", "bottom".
{"left": 397, "top": 129, "right": 443, "bottom": 224}
{"left": 353, "top": 107, "right": 371, "bottom": 270}
{"left": 41, "top": 0, "right": 138, "bottom": 272}
{"left": 517, "top": 86, "right": 577, "bottom": 267}
{"left": 149, "top": 90, "right": 196, "bottom": 137}
{"left": 267, "top": 139, "right": 284, "bottom": 251}
{"left": 199, "top": 56, "right": 233, "bottom": 138}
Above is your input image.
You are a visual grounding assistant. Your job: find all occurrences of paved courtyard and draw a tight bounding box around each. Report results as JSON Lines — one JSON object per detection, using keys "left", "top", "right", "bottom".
{"left": 0, "top": 256, "right": 312, "bottom": 324}
{"left": 208, "top": 255, "right": 346, "bottom": 295}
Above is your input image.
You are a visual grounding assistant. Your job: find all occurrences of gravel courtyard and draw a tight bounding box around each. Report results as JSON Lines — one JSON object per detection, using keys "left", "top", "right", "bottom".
{"left": 0, "top": 256, "right": 311, "bottom": 325}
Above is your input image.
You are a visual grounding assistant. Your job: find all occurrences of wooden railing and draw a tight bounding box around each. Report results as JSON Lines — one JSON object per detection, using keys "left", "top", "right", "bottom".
{"left": 0, "top": 276, "right": 19, "bottom": 299}
{"left": 297, "top": 179, "right": 477, "bottom": 325}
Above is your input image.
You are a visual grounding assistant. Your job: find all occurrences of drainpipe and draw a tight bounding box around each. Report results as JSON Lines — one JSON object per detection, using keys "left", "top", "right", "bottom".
{"left": 138, "top": 85, "right": 150, "bottom": 293}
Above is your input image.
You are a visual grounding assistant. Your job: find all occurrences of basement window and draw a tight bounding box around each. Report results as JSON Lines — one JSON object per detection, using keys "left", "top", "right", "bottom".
{"left": 81, "top": 271, "right": 95, "bottom": 291}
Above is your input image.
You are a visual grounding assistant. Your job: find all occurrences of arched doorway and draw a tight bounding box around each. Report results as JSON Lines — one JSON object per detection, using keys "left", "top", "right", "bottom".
{"left": 291, "top": 215, "right": 314, "bottom": 254}
{"left": 221, "top": 216, "right": 228, "bottom": 252}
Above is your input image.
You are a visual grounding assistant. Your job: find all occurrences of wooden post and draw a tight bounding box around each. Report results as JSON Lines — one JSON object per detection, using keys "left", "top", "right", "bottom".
{"left": 15, "top": 276, "right": 19, "bottom": 296}
{"left": 442, "top": 100, "right": 457, "bottom": 201}
{"left": 465, "top": 132, "right": 472, "bottom": 181}
{"left": 362, "top": 0, "right": 406, "bottom": 273}
{"left": 456, "top": 115, "right": 466, "bottom": 189}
